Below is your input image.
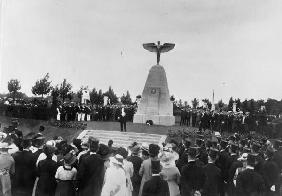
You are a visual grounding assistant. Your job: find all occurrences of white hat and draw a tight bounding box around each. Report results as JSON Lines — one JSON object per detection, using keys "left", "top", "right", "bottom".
{"left": 238, "top": 153, "right": 248, "bottom": 161}
{"left": 111, "top": 154, "right": 124, "bottom": 166}
{"left": 0, "top": 142, "right": 11, "bottom": 150}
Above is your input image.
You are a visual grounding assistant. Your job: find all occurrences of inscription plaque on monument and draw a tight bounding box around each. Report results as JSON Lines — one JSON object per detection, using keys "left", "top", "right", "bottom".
{"left": 133, "top": 41, "right": 175, "bottom": 126}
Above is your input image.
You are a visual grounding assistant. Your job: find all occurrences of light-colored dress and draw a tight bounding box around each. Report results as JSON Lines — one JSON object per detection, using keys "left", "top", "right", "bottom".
{"left": 101, "top": 166, "right": 127, "bottom": 196}
{"left": 55, "top": 165, "right": 77, "bottom": 196}
{"left": 0, "top": 153, "right": 15, "bottom": 196}
{"left": 123, "top": 160, "right": 134, "bottom": 196}
{"left": 161, "top": 166, "right": 181, "bottom": 196}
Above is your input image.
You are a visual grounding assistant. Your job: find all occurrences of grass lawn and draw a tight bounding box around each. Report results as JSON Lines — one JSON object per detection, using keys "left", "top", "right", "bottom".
{"left": 0, "top": 116, "right": 196, "bottom": 142}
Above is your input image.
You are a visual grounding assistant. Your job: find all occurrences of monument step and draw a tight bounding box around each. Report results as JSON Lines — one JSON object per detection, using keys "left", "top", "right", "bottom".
{"left": 77, "top": 130, "right": 167, "bottom": 148}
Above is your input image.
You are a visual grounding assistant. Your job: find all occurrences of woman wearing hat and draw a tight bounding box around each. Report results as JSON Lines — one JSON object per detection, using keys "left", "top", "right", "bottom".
{"left": 101, "top": 154, "right": 127, "bottom": 196}
{"left": 55, "top": 153, "right": 77, "bottom": 196}
{"left": 0, "top": 142, "right": 14, "bottom": 196}
{"left": 160, "top": 151, "right": 181, "bottom": 196}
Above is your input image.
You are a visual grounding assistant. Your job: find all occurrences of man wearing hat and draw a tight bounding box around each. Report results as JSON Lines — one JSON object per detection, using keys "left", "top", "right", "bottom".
{"left": 127, "top": 144, "right": 143, "bottom": 196}
{"left": 235, "top": 153, "right": 266, "bottom": 196}
{"left": 180, "top": 146, "right": 206, "bottom": 196}
{"left": 176, "top": 138, "right": 191, "bottom": 172}
{"left": 0, "top": 142, "right": 14, "bottom": 196}
{"left": 77, "top": 137, "right": 104, "bottom": 196}
{"left": 12, "top": 139, "right": 37, "bottom": 196}
{"left": 202, "top": 148, "right": 222, "bottom": 196}
{"left": 215, "top": 139, "right": 231, "bottom": 196}
{"left": 260, "top": 147, "right": 280, "bottom": 196}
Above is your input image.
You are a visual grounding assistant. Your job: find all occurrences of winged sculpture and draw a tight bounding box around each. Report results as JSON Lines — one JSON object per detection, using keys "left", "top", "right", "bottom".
{"left": 143, "top": 41, "right": 175, "bottom": 65}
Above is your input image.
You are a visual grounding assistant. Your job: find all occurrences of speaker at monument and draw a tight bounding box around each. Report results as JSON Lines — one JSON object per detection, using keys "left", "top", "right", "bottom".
{"left": 133, "top": 41, "right": 175, "bottom": 126}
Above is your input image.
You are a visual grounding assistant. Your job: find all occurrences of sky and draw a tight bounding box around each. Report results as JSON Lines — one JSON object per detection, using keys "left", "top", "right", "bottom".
{"left": 1, "top": 0, "right": 282, "bottom": 104}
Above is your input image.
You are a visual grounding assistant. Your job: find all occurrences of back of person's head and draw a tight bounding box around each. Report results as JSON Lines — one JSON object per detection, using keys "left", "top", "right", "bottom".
{"left": 151, "top": 160, "right": 161, "bottom": 175}
{"left": 43, "top": 145, "right": 55, "bottom": 159}
{"left": 187, "top": 147, "right": 198, "bottom": 160}
{"left": 108, "top": 139, "right": 113, "bottom": 147}
{"left": 89, "top": 137, "right": 99, "bottom": 152}
{"left": 247, "top": 153, "right": 257, "bottom": 167}
{"left": 116, "top": 147, "right": 128, "bottom": 159}
{"left": 21, "top": 139, "right": 31, "bottom": 149}
{"left": 149, "top": 144, "right": 160, "bottom": 158}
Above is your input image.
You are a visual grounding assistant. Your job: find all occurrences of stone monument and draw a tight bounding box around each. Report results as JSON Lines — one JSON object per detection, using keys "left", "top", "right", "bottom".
{"left": 133, "top": 41, "right": 175, "bottom": 126}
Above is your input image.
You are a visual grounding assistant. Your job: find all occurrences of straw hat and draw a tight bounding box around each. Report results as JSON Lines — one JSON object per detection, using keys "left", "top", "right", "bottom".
{"left": 111, "top": 154, "right": 124, "bottom": 166}
{"left": 64, "top": 153, "right": 77, "bottom": 165}
{"left": 160, "top": 151, "right": 176, "bottom": 168}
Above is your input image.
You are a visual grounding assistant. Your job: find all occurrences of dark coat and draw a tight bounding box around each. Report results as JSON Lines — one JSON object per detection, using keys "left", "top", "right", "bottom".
{"left": 142, "top": 175, "right": 170, "bottom": 196}
{"left": 36, "top": 158, "right": 58, "bottom": 196}
{"left": 77, "top": 153, "right": 104, "bottom": 196}
{"left": 180, "top": 160, "right": 206, "bottom": 196}
{"left": 12, "top": 150, "right": 37, "bottom": 196}
{"left": 202, "top": 163, "right": 222, "bottom": 196}
{"left": 127, "top": 155, "right": 143, "bottom": 196}
{"left": 235, "top": 168, "right": 266, "bottom": 196}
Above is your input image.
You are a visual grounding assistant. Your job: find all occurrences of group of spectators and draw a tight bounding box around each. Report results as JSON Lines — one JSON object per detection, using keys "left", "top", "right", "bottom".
{"left": 56, "top": 104, "right": 136, "bottom": 123}
{"left": 180, "top": 109, "right": 271, "bottom": 135}
{"left": 0, "top": 123, "right": 282, "bottom": 196}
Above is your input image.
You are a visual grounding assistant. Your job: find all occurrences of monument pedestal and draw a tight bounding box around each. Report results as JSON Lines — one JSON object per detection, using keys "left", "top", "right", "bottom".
{"left": 134, "top": 114, "right": 175, "bottom": 126}
{"left": 133, "top": 64, "right": 175, "bottom": 126}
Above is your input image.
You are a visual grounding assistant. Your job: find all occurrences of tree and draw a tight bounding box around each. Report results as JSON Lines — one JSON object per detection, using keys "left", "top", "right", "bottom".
{"left": 192, "top": 98, "right": 199, "bottom": 109}
{"left": 104, "top": 86, "right": 118, "bottom": 104}
{"left": 217, "top": 99, "right": 224, "bottom": 110}
{"left": 97, "top": 89, "right": 104, "bottom": 105}
{"left": 31, "top": 73, "right": 52, "bottom": 97}
{"left": 8, "top": 79, "right": 21, "bottom": 100}
{"left": 59, "top": 79, "right": 72, "bottom": 102}
{"left": 242, "top": 99, "right": 248, "bottom": 112}
{"left": 120, "top": 91, "right": 132, "bottom": 105}
{"left": 228, "top": 97, "right": 234, "bottom": 111}
{"left": 235, "top": 98, "right": 241, "bottom": 111}
{"left": 90, "top": 88, "right": 99, "bottom": 105}
{"left": 249, "top": 99, "right": 257, "bottom": 114}
{"left": 202, "top": 98, "right": 212, "bottom": 110}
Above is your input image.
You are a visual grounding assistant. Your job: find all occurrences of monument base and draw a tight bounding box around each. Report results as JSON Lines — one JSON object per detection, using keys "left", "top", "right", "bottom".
{"left": 133, "top": 114, "right": 175, "bottom": 126}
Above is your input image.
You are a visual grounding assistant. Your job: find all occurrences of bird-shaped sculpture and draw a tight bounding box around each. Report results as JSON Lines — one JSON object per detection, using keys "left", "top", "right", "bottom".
{"left": 143, "top": 41, "right": 175, "bottom": 65}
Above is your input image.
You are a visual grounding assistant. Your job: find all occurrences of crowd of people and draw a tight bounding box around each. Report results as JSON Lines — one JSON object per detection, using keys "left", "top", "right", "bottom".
{"left": 0, "top": 123, "right": 281, "bottom": 196}
{"left": 55, "top": 104, "right": 136, "bottom": 123}
{"left": 180, "top": 109, "right": 271, "bottom": 135}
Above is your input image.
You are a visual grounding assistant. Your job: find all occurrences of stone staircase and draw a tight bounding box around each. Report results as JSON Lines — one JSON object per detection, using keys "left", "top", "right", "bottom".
{"left": 77, "top": 130, "right": 167, "bottom": 147}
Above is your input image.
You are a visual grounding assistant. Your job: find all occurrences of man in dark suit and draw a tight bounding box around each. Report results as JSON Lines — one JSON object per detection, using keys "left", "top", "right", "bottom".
{"left": 215, "top": 140, "right": 231, "bottom": 196}
{"left": 12, "top": 139, "right": 36, "bottom": 196}
{"left": 235, "top": 153, "right": 266, "bottom": 196}
{"left": 181, "top": 146, "right": 206, "bottom": 196}
{"left": 142, "top": 160, "right": 169, "bottom": 196}
{"left": 77, "top": 137, "right": 104, "bottom": 196}
{"left": 127, "top": 145, "right": 143, "bottom": 196}
{"left": 203, "top": 148, "right": 222, "bottom": 196}
{"left": 118, "top": 106, "right": 127, "bottom": 132}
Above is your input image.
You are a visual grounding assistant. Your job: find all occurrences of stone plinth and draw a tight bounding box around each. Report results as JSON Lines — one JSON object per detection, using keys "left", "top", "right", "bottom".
{"left": 133, "top": 65, "right": 175, "bottom": 126}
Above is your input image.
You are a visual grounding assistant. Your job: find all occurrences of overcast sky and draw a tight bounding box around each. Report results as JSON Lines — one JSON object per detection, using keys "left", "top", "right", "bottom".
{"left": 1, "top": 0, "right": 282, "bottom": 103}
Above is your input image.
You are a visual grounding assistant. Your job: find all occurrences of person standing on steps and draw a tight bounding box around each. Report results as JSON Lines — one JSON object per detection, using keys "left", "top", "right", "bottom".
{"left": 119, "top": 106, "right": 127, "bottom": 132}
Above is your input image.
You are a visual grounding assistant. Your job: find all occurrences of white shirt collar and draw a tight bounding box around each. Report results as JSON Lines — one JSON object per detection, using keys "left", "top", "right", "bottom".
{"left": 90, "top": 152, "right": 96, "bottom": 155}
